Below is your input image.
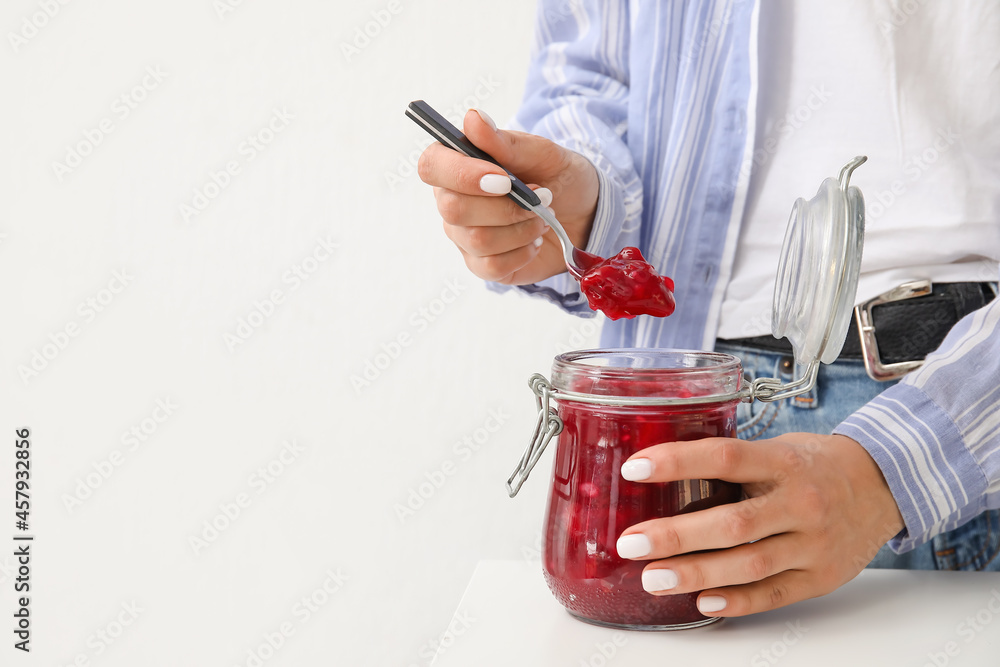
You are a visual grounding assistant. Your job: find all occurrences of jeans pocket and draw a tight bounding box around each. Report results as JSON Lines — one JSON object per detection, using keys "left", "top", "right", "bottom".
{"left": 736, "top": 396, "right": 780, "bottom": 441}
{"left": 932, "top": 509, "right": 1000, "bottom": 571}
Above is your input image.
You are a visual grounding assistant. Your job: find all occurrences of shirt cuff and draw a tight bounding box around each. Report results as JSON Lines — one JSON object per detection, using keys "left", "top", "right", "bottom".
{"left": 834, "top": 383, "right": 988, "bottom": 554}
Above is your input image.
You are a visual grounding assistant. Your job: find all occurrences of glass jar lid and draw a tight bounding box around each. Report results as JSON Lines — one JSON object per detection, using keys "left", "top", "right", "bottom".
{"left": 771, "top": 156, "right": 867, "bottom": 365}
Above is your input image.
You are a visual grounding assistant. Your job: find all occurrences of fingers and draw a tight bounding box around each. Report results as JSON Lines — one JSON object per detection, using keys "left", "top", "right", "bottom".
{"left": 444, "top": 215, "right": 548, "bottom": 258}
{"left": 433, "top": 182, "right": 549, "bottom": 228}
{"left": 695, "top": 569, "right": 825, "bottom": 618}
{"left": 417, "top": 106, "right": 566, "bottom": 212}
{"left": 621, "top": 437, "right": 792, "bottom": 484}
{"left": 419, "top": 142, "right": 514, "bottom": 197}
{"left": 637, "top": 536, "right": 836, "bottom": 618}
{"left": 638, "top": 535, "right": 800, "bottom": 597}
{"left": 417, "top": 107, "right": 563, "bottom": 198}
{"left": 439, "top": 179, "right": 552, "bottom": 282}
{"left": 454, "top": 235, "right": 547, "bottom": 284}
{"left": 616, "top": 493, "right": 792, "bottom": 558}
{"left": 421, "top": 138, "right": 555, "bottom": 229}
{"left": 462, "top": 108, "right": 567, "bottom": 176}
{"left": 446, "top": 216, "right": 549, "bottom": 282}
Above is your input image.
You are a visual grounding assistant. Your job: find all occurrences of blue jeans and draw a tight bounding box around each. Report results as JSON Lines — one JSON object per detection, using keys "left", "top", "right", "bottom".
{"left": 715, "top": 340, "right": 1000, "bottom": 572}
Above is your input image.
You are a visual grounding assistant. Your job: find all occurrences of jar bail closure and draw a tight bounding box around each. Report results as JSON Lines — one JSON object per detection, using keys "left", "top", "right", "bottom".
{"left": 506, "top": 374, "right": 563, "bottom": 497}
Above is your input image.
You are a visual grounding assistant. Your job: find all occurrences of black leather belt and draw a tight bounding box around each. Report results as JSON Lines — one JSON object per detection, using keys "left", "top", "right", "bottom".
{"left": 726, "top": 281, "right": 996, "bottom": 381}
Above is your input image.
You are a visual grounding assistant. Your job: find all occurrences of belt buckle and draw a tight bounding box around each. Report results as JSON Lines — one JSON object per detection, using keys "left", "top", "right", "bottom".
{"left": 854, "top": 279, "right": 932, "bottom": 382}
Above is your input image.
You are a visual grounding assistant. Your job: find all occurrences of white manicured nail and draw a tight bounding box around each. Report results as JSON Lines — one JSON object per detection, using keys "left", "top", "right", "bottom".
{"left": 535, "top": 187, "right": 553, "bottom": 207}
{"left": 616, "top": 533, "right": 652, "bottom": 559}
{"left": 533, "top": 237, "right": 544, "bottom": 249}
{"left": 480, "top": 174, "right": 512, "bottom": 195}
{"left": 621, "top": 459, "right": 653, "bottom": 481}
{"left": 698, "top": 596, "right": 727, "bottom": 613}
{"left": 642, "top": 569, "right": 678, "bottom": 592}
{"left": 475, "top": 108, "right": 497, "bottom": 131}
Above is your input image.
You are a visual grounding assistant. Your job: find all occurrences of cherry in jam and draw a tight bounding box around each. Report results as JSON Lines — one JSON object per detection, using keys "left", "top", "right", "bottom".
{"left": 578, "top": 247, "right": 676, "bottom": 320}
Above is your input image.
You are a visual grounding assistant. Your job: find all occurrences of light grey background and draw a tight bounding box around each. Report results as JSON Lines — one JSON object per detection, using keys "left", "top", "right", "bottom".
{"left": 1, "top": 0, "right": 600, "bottom": 664}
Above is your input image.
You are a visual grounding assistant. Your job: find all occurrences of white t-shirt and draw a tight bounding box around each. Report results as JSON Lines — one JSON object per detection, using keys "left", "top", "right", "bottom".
{"left": 717, "top": 0, "right": 1000, "bottom": 340}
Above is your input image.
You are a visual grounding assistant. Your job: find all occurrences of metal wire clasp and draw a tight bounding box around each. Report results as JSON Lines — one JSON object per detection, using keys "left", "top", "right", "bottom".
{"left": 506, "top": 374, "right": 563, "bottom": 498}
{"left": 748, "top": 360, "right": 820, "bottom": 403}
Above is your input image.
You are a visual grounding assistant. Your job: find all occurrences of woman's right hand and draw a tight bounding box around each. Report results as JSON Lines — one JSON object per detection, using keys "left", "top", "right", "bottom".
{"left": 417, "top": 108, "right": 600, "bottom": 286}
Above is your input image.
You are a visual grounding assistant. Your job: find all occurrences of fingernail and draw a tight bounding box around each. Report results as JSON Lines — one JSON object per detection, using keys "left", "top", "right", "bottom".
{"left": 642, "top": 569, "right": 678, "bottom": 592}
{"left": 475, "top": 108, "right": 497, "bottom": 132}
{"left": 533, "top": 237, "right": 544, "bottom": 249}
{"left": 535, "top": 187, "right": 553, "bottom": 207}
{"left": 616, "top": 533, "right": 651, "bottom": 559}
{"left": 480, "top": 174, "right": 512, "bottom": 195}
{"left": 621, "top": 459, "right": 653, "bottom": 481}
{"left": 698, "top": 596, "right": 727, "bottom": 613}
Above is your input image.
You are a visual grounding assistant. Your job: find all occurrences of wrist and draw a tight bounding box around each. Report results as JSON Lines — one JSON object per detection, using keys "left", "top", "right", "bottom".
{"left": 549, "top": 148, "right": 599, "bottom": 251}
{"left": 833, "top": 434, "right": 905, "bottom": 538}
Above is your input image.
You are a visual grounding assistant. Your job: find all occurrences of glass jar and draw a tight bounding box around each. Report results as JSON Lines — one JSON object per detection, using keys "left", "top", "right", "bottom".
{"left": 517, "top": 349, "right": 744, "bottom": 630}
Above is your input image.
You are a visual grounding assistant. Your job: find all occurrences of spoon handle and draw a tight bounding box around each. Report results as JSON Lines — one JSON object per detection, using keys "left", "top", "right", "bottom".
{"left": 405, "top": 100, "right": 541, "bottom": 211}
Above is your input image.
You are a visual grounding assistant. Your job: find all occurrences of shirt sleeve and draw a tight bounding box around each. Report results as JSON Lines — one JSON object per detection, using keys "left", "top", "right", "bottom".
{"left": 486, "top": 0, "right": 643, "bottom": 315}
{"left": 834, "top": 282, "right": 1000, "bottom": 554}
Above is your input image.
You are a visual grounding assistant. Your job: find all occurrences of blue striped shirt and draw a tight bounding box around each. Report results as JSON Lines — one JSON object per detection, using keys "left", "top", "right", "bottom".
{"left": 498, "top": 0, "right": 1000, "bottom": 553}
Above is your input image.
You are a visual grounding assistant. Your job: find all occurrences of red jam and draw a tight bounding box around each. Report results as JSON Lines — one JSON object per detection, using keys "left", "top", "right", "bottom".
{"left": 542, "top": 354, "right": 742, "bottom": 629}
{"left": 579, "top": 247, "right": 676, "bottom": 320}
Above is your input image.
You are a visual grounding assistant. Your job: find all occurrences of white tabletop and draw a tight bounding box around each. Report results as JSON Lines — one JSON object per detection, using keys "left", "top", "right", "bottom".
{"left": 430, "top": 560, "right": 1000, "bottom": 666}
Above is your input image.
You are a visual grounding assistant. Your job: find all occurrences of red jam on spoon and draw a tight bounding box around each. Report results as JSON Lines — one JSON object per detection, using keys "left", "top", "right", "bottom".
{"left": 578, "top": 247, "right": 676, "bottom": 320}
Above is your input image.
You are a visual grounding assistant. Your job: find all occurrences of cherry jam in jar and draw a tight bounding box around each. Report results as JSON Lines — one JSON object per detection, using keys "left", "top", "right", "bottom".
{"left": 541, "top": 350, "right": 743, "bottom": 630}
